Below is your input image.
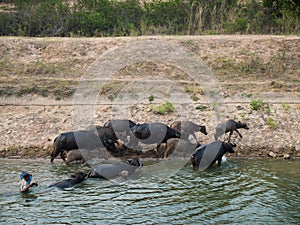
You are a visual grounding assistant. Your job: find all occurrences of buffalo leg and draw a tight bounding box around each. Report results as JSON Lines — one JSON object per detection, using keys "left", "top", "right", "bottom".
{"left": 235, "top": 129, "right": 243, "bottom": 138}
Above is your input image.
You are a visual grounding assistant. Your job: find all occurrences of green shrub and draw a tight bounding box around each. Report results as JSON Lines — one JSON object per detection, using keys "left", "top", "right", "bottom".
{"left": 265, "top": 104, "right": 271, "bottom": 114}
{"left": 184, "top": 85, "right": 192, "bottom": 93}
{"left": 0, "top": 0, "right": 299, "bottom": 37}
{"left": 195, "top": 105, "right": 208, "bottom": 111}
{"left": 250, "top": 99, "right": 264, "bottom": 111}
{"left": 282, "top": 103, "right": 291, "bottom": 112}
{"left": 151, "top": 101, "right": 174, "bottom": 114}
{"left": 148, "top": 95, "right": 154, "bottom": 102}
{"left": 190, "top": 93, "right": 199, "bottom": 101}
{"left": 55, "top": 94, "right": 61, "bottom": 101}
{"left": 225, "top": 17, "right": 248, "bottom": 34}
{"left": 266, "top": 117, "right": 276, "bottom": 129}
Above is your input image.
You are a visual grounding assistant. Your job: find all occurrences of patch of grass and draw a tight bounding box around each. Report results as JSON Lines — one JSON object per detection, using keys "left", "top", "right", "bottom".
{"left": 148, "top": 95, "right": 154, "bottom": 102}
{"left": 242, "top": 93, "right": 253, "bottom": 98}
{"left": 193, "top": 86, "right": 205, "bottom": 95}
{"left": 55, "top": 95, "right": 62, "bottom": 101}
{"left": 100, "top": 81, "right": 128, "bottom": 101}
{"left": 250, "top": 99, "right": 264, "bottom": 111}
{"left": 195, "top": 105, "right": 208, "bottom": 111}
{"left": 240, "top": 114, "right": 247, "bottom": 121}
{"left": 17, "top": 85, "right": 39, "bottom": 96}
{"left": 265, "top": 105, "right": 271, "bottom": 114}
{"left": 0, "top": 87, "right": 13, "bottom": 96}
{"left": 151, "top": 101, "right": 174, "bottom": 115}
{"left": 108, "top": 94, "right": 117, "bottom": 101}
{"left": 4, "top": 146, "right": 20, "bottom": 157}
{"left": 183, "top": 83, "right": 204, "bottom": 101}
{"left": 266, "top": 117, "right": 276, "bottom": 129}
{"left": 184, "top": 85, "right": 192, "bottom": 93}
{"left": 282, "top": 103, "right": 291, "bottom": 112}
{"left": 191, "top": 93, "right": 199, "bottom": 101}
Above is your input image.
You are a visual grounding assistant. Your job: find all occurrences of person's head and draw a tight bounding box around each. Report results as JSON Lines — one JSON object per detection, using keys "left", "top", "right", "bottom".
{"left": 23, "top": 173, "right": 31, "bottom": 181}
{"left": 20, "top": 171, "right": 32, "bottom": 182}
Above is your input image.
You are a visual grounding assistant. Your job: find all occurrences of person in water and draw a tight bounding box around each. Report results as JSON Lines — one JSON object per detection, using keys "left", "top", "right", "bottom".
{"left": 19, "top": 171, "right": 38, "bottom": 192}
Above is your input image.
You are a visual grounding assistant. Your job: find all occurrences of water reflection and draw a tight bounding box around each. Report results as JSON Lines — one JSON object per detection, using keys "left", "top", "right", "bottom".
{"left": 0, "top": 158, "right": 299, "bottom": 224}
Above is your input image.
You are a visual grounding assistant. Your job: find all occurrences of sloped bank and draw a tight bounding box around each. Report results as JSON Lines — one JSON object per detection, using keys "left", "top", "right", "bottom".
{"left": 0, "top": 36, "right": 299, "bottom": 160}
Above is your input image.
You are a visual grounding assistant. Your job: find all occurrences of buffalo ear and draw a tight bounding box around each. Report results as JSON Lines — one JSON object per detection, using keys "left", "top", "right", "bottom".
{"left": 71, "top": 174, "right": 76, "bottom": 178}
{"left": 231, "top": 143, "right": 237, "bottom": 147}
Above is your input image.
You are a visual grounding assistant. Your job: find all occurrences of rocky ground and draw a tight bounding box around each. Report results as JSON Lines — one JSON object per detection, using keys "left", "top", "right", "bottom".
{"left": 0, "top": 35, "right": 299, "bottom": 160}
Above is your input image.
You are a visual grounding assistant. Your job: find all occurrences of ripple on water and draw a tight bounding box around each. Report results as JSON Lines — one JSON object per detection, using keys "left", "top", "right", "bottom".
{"left": 1, "top": 158, "right": 300, "bottom": 224}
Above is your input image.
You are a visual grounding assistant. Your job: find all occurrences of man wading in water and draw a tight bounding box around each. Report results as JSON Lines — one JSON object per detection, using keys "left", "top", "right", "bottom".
{"left": 19, "top": 171, "right": 38, "bottom": 192}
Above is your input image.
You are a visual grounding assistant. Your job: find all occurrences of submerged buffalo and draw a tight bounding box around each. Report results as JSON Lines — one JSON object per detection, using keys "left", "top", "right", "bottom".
{"left": 49, "top": 171, "right": 87, "bottom": 189}
{"left": 88, "top": 158, "right": 143, "bottom": 180}
{"left": 191, "top": 141, "right": 236, "bottom": 170}
{"left": 51, "top": 130, "right": 102, "bottom": 162}
{"left": 128, "top": 123, "right": 181, "bottom": 150}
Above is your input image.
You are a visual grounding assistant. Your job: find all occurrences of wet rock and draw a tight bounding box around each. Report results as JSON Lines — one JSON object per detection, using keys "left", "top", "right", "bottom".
{"left": 268, "top": 151, "right": 277, "bottom": 158}
{"left": 283, "top": 154, "right": 290, "bottom": 160}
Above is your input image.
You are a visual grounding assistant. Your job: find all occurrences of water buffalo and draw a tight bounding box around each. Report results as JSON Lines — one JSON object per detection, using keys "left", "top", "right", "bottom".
{"left": 128, "top": 123, "right": 181, "bottom": 151}
{"left": 87, "top": 125, "right": 121, "bottom": 152}
{"left": 51, "top": 130, "right": 103, "bottom": 162}
{"left": 214, "top": 120, "right": 249, "bottom": 141}
{"left": 87, "top": 158, "right": 143, "bottom": 179}
{"left": 49, "top": 171, "right": 87, "bottom": 189}
{"left": 104, "top": 119, "right": 136, "bottom": 133}
{"left": 164, "top": 138, "right": 197, "bottom": 159}
{"left": 62, "top": 149, "right": 84, "bottom": 164}
{"left": 191, "top": 141, "right": 236, "bottom": 170}
{"left": 170, "top": 121, "right": 207, "bottom": 142}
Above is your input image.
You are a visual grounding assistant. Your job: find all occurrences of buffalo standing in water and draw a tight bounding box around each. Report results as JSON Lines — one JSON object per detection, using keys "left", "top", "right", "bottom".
{"left": 191, "top": 141, "right": 236, "bottom": 170}
{"left": 50, "top": 130, "right": 117, "bottom": 162}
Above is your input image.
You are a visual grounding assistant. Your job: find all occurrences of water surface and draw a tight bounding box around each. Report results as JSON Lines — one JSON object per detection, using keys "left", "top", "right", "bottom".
{"left": 1, "top": 158, "right": 299, "bottom": 224}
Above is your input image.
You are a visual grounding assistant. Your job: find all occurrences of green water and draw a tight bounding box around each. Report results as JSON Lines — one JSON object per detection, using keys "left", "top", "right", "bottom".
{"left": 1, "top": 158, "right": 299, "bottom": 224}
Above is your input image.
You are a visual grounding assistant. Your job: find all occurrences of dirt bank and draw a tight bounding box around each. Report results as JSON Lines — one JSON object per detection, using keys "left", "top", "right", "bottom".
{"left": 0, "top": 35, "right": 299, "bottom": 160}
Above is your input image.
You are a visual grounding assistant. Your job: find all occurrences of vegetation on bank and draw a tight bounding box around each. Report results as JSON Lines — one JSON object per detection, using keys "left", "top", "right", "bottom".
{"left": 0, "top": 0, "right": 299, "bottom": 37}
{"left": 0, "top": 36, "right": 299, "bottom": 99}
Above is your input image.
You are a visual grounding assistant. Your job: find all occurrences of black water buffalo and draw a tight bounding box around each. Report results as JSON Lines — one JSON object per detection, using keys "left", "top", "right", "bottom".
{"left": 191, "top": 141, "right": 236, "bottom": 170}
{"left": 87, "top": 125, "right": 125, "bottom": 153}
{"left": 86, "top": 125, "right": 118, "bottom": 142}
{"left": 87, "top": 158, "right": 143, "bottom": 179}
{"left": 49, "top": 171, "right": 87, "bottom": 189}
{"left": 51, "top": 130, "right": 103, "bottom": 162}
{"left": 128, "top": 123, "right": 181, "bottom": 150}
{"left": 170, "top": 121, "right": 207, "bottom": 142}
{"left": 104, "top": 119, "right": 136, "bottom": 135}
{"left": 214, "top": 120, "right": 249, "bottom": 141}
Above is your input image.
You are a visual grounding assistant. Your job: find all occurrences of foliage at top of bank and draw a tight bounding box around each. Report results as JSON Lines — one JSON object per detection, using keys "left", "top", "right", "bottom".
{"left": 0, "top": 0, "right": 299, "bottom": 37}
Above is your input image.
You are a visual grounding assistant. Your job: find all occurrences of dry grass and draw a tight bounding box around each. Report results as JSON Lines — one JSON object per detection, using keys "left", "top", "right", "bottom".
{"left": 0, "top": 36, "right": 299, "bottom": 100}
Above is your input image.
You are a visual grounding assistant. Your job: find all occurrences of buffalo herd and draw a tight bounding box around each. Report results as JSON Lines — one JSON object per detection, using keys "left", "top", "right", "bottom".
{"left": 49, "top": 119, "right": 249, "bottom": 188}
